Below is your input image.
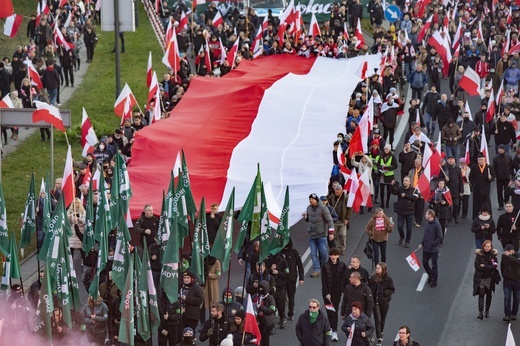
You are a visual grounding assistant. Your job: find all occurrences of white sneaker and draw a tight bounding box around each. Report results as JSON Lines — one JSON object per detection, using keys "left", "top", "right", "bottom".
{"left": 331, "top": 331, "right": 338, "bottom": 341}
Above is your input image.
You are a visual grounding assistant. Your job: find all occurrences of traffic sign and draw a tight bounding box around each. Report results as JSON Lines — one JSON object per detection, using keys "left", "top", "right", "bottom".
{"left": 384, "top": 5, "right": 401, "bottom": 23}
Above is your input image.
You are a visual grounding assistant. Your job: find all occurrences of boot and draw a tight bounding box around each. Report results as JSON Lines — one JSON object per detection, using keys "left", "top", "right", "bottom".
{"left": 478, "top": 297, "right": 484, "bottom": 320}
{"left": 485, "top": 294, "right": 492, "bottom": 318}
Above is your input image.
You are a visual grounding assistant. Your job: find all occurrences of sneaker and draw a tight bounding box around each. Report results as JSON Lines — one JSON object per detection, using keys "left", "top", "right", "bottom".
{"left": 288, "top": 315, "right": 295, "bottom": 321}
{"left": 399, "top": 238, "right": 404, "bottom": 245}
{"left": 280, "top": 318, "right": 286, "bottom": 329}
{"left": 331, "top": 331, "right": 338, "bottom": 341}
{"left": 504, "top": 316, "right": 512, "bottom": 322}
{"left": 310, "top": 272, "right": 321, "bottom": 278}
{"left": 415, "top": 223, "right": 421, "bottom": 228}
{"left": 405, "top": 242, "right": 410, "bottom": 248}
{"left": 377, "top": 338, "right": 383, "bottom": 345}
{"left": 512, "top": 316, "right": 517, "bottom": 320}
{"left": 427, "top": 276, "right": 433, "bottom": 285}
{"left": 430, "top": 281, "right": 437, "bottom": 287}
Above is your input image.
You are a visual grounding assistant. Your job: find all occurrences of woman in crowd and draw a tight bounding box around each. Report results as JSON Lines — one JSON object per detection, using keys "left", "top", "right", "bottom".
{"left": 365, "top": 208, "right": 394, "bottom": 264}
{"left": 471, "top": 204, "right": 496, "bottom": 249}
{"left": 341, "top": 301, "right": 375, "bottom": 346}
{"left": 81, "top": 295, "right": 109, "bottom": 345}
{"left": 369, "top": 263, "right": 395, "bottom": 345}
{"left": 473, "top": 240, "right": 499, "bottom": 320}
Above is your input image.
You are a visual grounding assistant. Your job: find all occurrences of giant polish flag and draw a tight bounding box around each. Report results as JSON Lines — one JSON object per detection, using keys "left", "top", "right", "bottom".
{"left": 128, "top": 54, "right": 382, "bottom": 224}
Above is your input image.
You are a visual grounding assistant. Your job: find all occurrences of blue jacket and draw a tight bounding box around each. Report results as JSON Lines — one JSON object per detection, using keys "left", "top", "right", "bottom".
{"left": 503, "top": 67, "right": 520, "bottom": 85}
{"left": 421, "top": 218, "right": 443, "bottom": 253}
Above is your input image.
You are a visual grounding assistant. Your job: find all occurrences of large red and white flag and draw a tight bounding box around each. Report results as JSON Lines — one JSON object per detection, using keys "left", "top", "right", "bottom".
{"left": 147, "top": 71, "right": 159, "bottom": 110}
{"left": 146, "top": 51, "right": 153, "bottom": 89}
{"left": 226, "top": 37, "right": 240, "bottom": 67}
{"left": 0, "top": 0, "right": 14, "bottom": 19}
{"left": 486, "top": 89, "right": 496, "bottom": 123}
{"left": 81, "top": 108, "right": 98, "bottom": 157}
{"left": 127, "top": 54, "right": 382, "bottom": 221}
{"left": 24, "top": 59, "right": 43, "bottom": 89}
{"left": 417, "top": 159, "right": 432, "bottom": 199}
{"left": 354, "top": 18, "right": 365, "bottom": 49}
{"left": 496, "top": 80, "right": 505, "bottom": 106}
{"left": 452, "top": 20, "right": 462, "bottom": 50}
{"left": 212, "top": 10, "right": 223, "bottom": 28}
{"left": 417, "top": 15, "right": 433, "bottom": 43}
{"left": 162, "top": 26, "right": 181, "bottom": 73}
{"left": 3, "top": 14, "right": 22, "bottom": 38}
{"left": 53, "top": 25, "right": 75, "bottom": 51}
{"left": 309, "top": 13, "right": 320, "bottom": 38}
{"left": 359, "top": 168, "right": 373, "bottom": 208}
{"left": 0, "top": 94, "right": 14, "bottom": 109}
{"left": 114, "top": 83, "right": 137, "bottom": 117}
{"left": 32, "top": 101, "right": 65, "bottom": 132}
{"left": 347, "top": 168, "right": 360, "bottom": 211}
{"left": 246, "top": 295, "right": 261, "bottom": 345}
{"left": 465, "top": 140, "right": 470, "bottom": 166}
{"left": 428, "top": 31, "right": 451, "bottom": 76}
{"left": 406, "top": 252, "right": 421, "bottom": 271}
{"left": 62, "top": 145, "right": 75, "bottom": 208}
{"left": 480, "top": 124, "right": 489, "bottom": 164}
{"left": 459, "top": 66, "right": 481, "bottom": 96}
{"left": 179, "top": 10, "right": 189, "bottom": 31}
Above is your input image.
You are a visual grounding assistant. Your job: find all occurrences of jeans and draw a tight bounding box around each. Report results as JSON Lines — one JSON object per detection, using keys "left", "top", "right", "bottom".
{"left": 423, "top": 251, "right": 439, "bottom": 282}
{"left": 424, "top": 112, "right": 435, "bottom": 136}
{"left": 371, "top": 240, "right": 387, "bottom": 264}
{"left": 397, "top": 214, "right": 415, "bottom": 243}
{"left": 503, "top": 279, "right": 520, "bottom": 317}
{"left": 309, "top": 236, "right": 329, "bottom": 272}
{"left": 47, "top": 88, "right": 57, "bottom": 105}
{"left": 445, "top": 145, "right": 460, "bottom": 163}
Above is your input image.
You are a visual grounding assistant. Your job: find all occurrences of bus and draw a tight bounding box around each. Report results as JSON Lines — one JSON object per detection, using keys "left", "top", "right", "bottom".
{"left": 247, "top": 0, "right": 287, "bottom": 17}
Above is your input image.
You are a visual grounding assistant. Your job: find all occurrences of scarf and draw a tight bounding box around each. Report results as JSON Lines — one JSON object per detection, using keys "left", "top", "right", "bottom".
{"left": 309, "top": 310, "right": 319, "bottom": 324}
{"left": 479, "top": 214, "right": 491, "bottom": 221}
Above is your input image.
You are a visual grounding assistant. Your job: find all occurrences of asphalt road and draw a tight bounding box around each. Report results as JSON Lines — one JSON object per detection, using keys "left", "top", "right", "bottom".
{"left": 208, "top": 79, "right": 520, "bottom": 346}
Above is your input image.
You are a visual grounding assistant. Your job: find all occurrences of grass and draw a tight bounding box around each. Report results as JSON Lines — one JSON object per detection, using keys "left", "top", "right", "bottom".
{"left": 0, "top": 1, "right": 166, "bottom": 260}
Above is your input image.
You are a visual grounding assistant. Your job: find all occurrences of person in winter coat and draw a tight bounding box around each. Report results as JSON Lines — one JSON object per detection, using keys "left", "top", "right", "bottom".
{"left": 303, "top": 193, "right": 334, "bottom": 277}
{"left": 379, "top": 96, "right": 405, "bottom": 148}
{"left": 179, "top": 271, "right": 205, "bottom": 330}
{"left": 295, "top": 298, "right": 331, "bottom": 346}
{"left": 365, "top": 208, "right": 394, "bottom": 264}
{"left": 409, "top": 63, "right": 428, "bottom": 100}
{"left": 375, "top": 144, "right": 397, "bottom": 209}
{"left": 265, "top": 251, "right": 290, "bottom": 328}
{"left": 3, "top": 284, "right": 30, "bottom": 345}
{"left": 471, "top": 204, "right": 496, "bottom": 249}
{"left": 419, "top": 209, "right": 443, "bottom": 287}
{"left": 321, "top": 248, "right": 347, "bottom": 341}
{"left": 473, "top": 240, "right": 500, "bottom": 319}
{"left": 133, "top": 204, "right": 159, "bottom": 249}
{"left": 341, "top": 301, "right": 375, "bottom": 346}
{"left": 497, "top": 203, "right": 520, "bottom": 251}
{"left": 421, "top": 85, "right": 441, "bottom": 137}
{"left": 441, "top": 156, "right": 464, "bottom": 224}
{"left": 469, "top": 154, "right": 495, "bottom": 220}
{"left": 51, "top": 306, "right": 70, "bottom": 344}
{"left": 430, "top": 180, "right": 450, "bottom": 238}
{"left": 494, "top": 144, "right": 513, "bottom": 210}
{"left": 252, "top": 280, "right": 276, "bottom": 346}
{"left": 441, "top": 118, "right": 462, "bottom": 163}
{"left": 492, "top": 113, "right": 517, "bottom": 154}
{"left": 368, "top": 263, "right": 395, "bottom": 344}
{"left": 219, "top": 287, "right": 243, "bottom": 319}
{"left": 81, "top": 295, "right": 109, "bottom": 346}
{"left": 393, "top": 176, "right": 418, "bottom": 247}
{"left": 42, "top": 59, "right": 60, "bottom": 105}
{"left": 399, "top": 142, "right": 417, "bottom": 181}
{"left": 199, "top": 303, "right": 230, "bottom": 346}
{"left": 500, "top": 244, "right": 520, "bottom": 321}
{"left": 201, "top": 256, "right": 221, "bottom": 324}
{"left": 340, "top": 271, "right": 374, "bottom": 318}
{"left": 434, "top": 94, "right": 452, "bottom": 133}
{"left": 246, "top": 261, "right": 276, "bottom": 296}
{"left": 393, "top": 326, "right": 421, "bottom": 346}
{"left": 158, "top": 290, "right": 182, "bottom": 346}
{"left": 229, "top": 310, "right": 257, "bottom": 346}
{"left": 281, "top": 239, "right": 304, "bottom": 320}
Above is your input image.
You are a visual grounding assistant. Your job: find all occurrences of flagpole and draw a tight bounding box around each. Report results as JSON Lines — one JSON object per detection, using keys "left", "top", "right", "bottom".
{"left": 511, "top": 208, "right": 520, "bottom": 233}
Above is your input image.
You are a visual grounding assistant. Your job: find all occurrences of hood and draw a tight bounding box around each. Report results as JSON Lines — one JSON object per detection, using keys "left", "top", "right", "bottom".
{"left": 258, "top": 280, "right": 270, "bottom": 294}
{"left": 221, "top": 286, "right": 235, "bottom": 301}
{"left": 46, "top": 66, "right": 54, "bottom": 72}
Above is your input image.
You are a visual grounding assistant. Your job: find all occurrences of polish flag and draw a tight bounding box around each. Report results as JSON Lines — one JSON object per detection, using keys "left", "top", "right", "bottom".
{"left": 459, "top": 66, "right": 481, "bottom": 96}
{"left": 147, "top": 71, "right": 159, "bottom": 110}
{"left": 480, "top": 125, "right": 489, "bottom": 164}
{"left": 212, "top": 11, "right": 223, "bottom": 28}
{"left": 24, "top": 59, "right": 43, "bottom": 89}
{"left": 36, "top": 0, "right": 49, "bottom": 24}
{"left": 162, "top": 26, "right": 181, "bottom": 73}
{"left": 204, "top": 39, "right": 212, "bottom": 73}
{"left": 121, "top": 96, "right": 133, "bottom": 125}
{"left": 62, "top": 146, "right": 76, "bottom": 208}
{"left": 355, "top": 18, "right": 365, "bottom": 49}
{"left": 452, "top": 20, "right": 462, "bottom": 50}
{"left": 0, "top": 0, "right": 14, "bottom": 19}
{"left": 146, "top": 51, "right": 153, "bottom": 89}
{"left": 151, "top": 86, "right": 162, "bottom": 124}
{"left": 360, "top": 61, "right": 368, "bottom": 79}
{"left": 226, "top": 37, "right": 240, "bottom": 67}
{"left": 252, "top": 25, "right": 264, "bottom": 57}
{"left": 309, "top": 13, "right": 320, "bottom": 38}
{"left": 293, "top": 9, "right": 304, "bottom": 42}
{"left": 506, "top": 323, "right": 516, "bottom": 346}
{"left": 192, "top": 0, "right": 206, "bottom": 10}
{"left": 417, "top": 15, "right": 433, "bottom": 43}
{"left": 82, "top": 164, "right": 92, "bottom": 187}
{"left": 507, "top": 7, "right": 513, "bottom": 25}
{"left": 453, "top": 45, "right": 460, "bottom": 59}
{"left": 348, "top": 99, "right": 371, "bottom": 155}
{"left": 219, "top": 37, "right": 227, "bottom": 65}
{"left": 443, "top": 188, "right": 453, "bottom": 205}
{"left": 477, "top": 21, "right": 484, "bottom": 40}
{"left": 465, "top": 101, "right": 473, "bottom": 121}
{"left": 465, "top": 141, "right": 470, "bottom": 165}
{"left": 53, "top": 25, "right": 75, "bottom": 51}
{"left": 417, "top": 159, "right": 432, "bottom": 199}
{"left": 3, "top": 14, "right": 22, "bottom": 38}
{"left": 503, "top": 30, "right": 511, "bottom": 57}
{"left": 416, "top": 0, "right": 432, "bottom": 18}
{"left": 32, "top": 101, "right": 65, "bottom": 132}
{"left": 114, "top": 83, "right": 137, "bottom": 117}
{"left": 179, "top": 11, "right": 189, "bottom": 31}
{"left": 127, "top": 54, "right": 382, "bottom": 221}
{"left": 336, "top": 147, "right": 346, "bottom": 167}
{"left": 347, "top": 168, "right": 360, "bottom": 212}
{"left": 509, "top": 42, "right": 520, "bottom": 55}
{"left": 406, "top": 252, "right": 421, "bottom": 271}
{"left": 343, "top": 22, "right": 349, "bottom": 40}
{"left": 0, "top": 94, "right": 14, "bottom": 109}
{"left": 422, "top": 141, "right": 433, "bottom": 168}
{"left": 63, "top": 10, "right": 72, "bottom": 28}
{"left": 428, "top": 31, "right": 451, "bottom": 76}
{"left": 164, "top": 19, "right": 174, "bottom": 49}
{"left": 416, "top": 109, "right": 421, "bottom": 127}
{"left": 59, "top": 0, "right": 68, "bottom": 8}
{"left": 496, "top": 80, "right": 505, "bottom": 106}
{"left": 246, "top": 295, "right": 262, "bottom": 345}
{"left": 81, "top": 108, "right": 98, "bottom": 157}
{"left": 486, "top": 90, "right": 496, "bottom": 123}
{"left": 91, "top": 167, "right": 101, "bottom": 191}
{"left": 359, "top": 168, "right": 373, "bottom": 208}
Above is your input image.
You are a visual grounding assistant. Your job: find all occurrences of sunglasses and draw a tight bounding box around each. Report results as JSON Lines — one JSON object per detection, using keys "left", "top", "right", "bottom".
{"left": 308, "top": 305, "right": 319, "bottom": 309}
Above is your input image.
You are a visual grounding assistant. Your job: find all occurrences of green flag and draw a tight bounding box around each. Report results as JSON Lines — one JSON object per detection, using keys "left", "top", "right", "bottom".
{"left": 160, "top": 217, "right": 179, "bottom": 304}
{"left": 38, "top": 194, "right": 70, "bottom": 261}
{"left": 137, "top": 238, "right": 160, "bottom": 341}
{"left": 20, "top": 173, "right": 36, "bottom": 249}
{"left": 111, "top": 204, "right": 132, "bottom": 291}
{"left": 109, "top": 152, "right": 132, "bottom": 229}
{"left": 210, "top": 188, "right": 234, "bottom": 272}
{"left": 0, "top": 182, "right": 8, "bottom": 253}
{"left": 89, "top": 179, "right": 110, "bottom": 298}
{"left": 41, "top": 175, "right": 53, "bottom": 237}
{"left": 180, "top": 149, "right": 197, "bottom": 221}
{"left": 1, "top": 231, "right": 21, "bottom": 290}
{"left": 238, "top": 165, "right": 262, "bottom": 240}
{"left": 190, "top": 198, "right": 206, "bottom": 284}
{"left": 269, "top": 186, "right": 291, "bottom": 256}
{"left": 134, "top": 249, "right": 149, "bottom": 341}
{"left": 258, "top": 184, "right": 271, "bottom": 263}
{"left": 157, "top": 190, "right": 170, "bottom": 254}
{"left": 143, "top": 239, "right": 161, "bottom": 333}
{"left": 82, "top": 182, "right": 96, "bottom": 253}
{"left": 118, "top": 252, "right": 135, "bottom": 346}
{"left": 233, "top": 220, "right": 249, "bottom": 255}
{"left": 33, "top": 262, "right": 54, "bottom": 340}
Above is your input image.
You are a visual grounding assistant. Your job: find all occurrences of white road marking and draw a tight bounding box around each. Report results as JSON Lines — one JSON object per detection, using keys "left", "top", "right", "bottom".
{"left": 416, "top": 273, "right": 429, "bottom": 291}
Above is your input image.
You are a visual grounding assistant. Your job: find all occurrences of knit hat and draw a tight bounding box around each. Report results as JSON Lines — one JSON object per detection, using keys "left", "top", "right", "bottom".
{"left": 480, "top": 204, "right": 491, "bottom": 214}
{"left": 235, "top": 286, "right": 245, "bottom": 298}
{"left": 498, "top": 144, "right": 506, "bottom": 150}
{"left": 505, "top": 244, "right": 515, "bottom": 251}
{"left": 320, "top": 195, "right": 328, "bottom": 201}
{"left": 220, "top": 334, "right": 234, "bottom": 346}
{"left": 351, "top": 301, "right": 363, "bottom": 312}
{"left": 235, "top": 309, "right": 246, "bottom": 319}
{"left": 309, "top": 193, "right": 319, "bottom": 203}
{"left": 183, "top": 327, "right": 193, "bottom": 336}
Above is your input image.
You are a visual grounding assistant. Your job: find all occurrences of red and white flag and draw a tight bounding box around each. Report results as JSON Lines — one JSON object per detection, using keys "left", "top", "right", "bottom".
{"left": 480, "top": 125, "right": 489, "bottom": 164}
{"left": 246, "top": 295, "right": 262, "bottom": 345}
{"left": 343, "top": 22, "right": 349, "bottom": 40}
{"left": 347, "top": 168, "right": 360, "bottom": 211}
{"left": 507, "top": 7, "right": 513, "bottom": 25}
{"left": 465, "top": 141, "right": 470, "bottom": 166}
{"left": 24, "top": 59, "right": 43, "bottom": 89}
{"left": 443, "top": 188, "right": 453, "bottom": 205}
{"left": 219, "top": 37, "right": 227, "bottom": 65}
{"left": 146, "top": 51, "right": 153, "bottom": 89}
{"left": 359, "top": 168, "right": 373, "bottom": 208}
{"left": 3, "top": 14, "right": 22, "bottom": 38}
{"left": 309, "top": 13, "right": 320, "bottom": 38}
{"left": 277, "top": 0, "right": 295, "bottom": 45}
{"left": 354, "top": 18, "right": 365, "bottom": 49}
{"left": 62, "top": 145, "right": 76, "bottom": 208}
{"left": 164, "top": 18, "right": 174, "bottom": 49}
{"left": 32, "top": 101, "right": 65, "bottom": 132}
{"left": 496, "top": 80, "right": 505, "bottom": 106}
{"left": 212, "top": 11, "right": 223, "bottom": 28}
{"left": 459, "top": 66, "right": 481, "bottom": 96}
{"left": 465, "top": 101, "right": 473, "bottom": 121}
{"left": 226, "top": 37, "right": 240, "bottom": 68}
{"left": 417, "top": 159, "right": 432, "bottom": 199}
{"left": 59, "top": 0, "right": 68, "bottom": 8}
{"left": 162, "top": 26, "right": 181, "bottom": 73}
{"left": 36, "top": 0, "right": 49, "bottom": 24}
{"left": 114, "top": 83, "right": 137, "bottom": 117}
{"left": 503, "top": 29, "right": 511, "bottom": 57}
{"left": 192, "top": 0, "right": 205, "bottom": 10}
{"left": 428, "top": 31, "right": 451, "bottom": 76}
{"left": 406, "top": 252, "right": 421, "bottom": 271}
{"left": 0, "top": 94, "right": 14, "bottom": 109}
{"left": 452, "top": 20, "right": 462, "bottom": 50}
{"left": 151, "top": 85, "right": 162, "bottom": 124}
{"left": 416, "top": 109, "right": 421, "bottom": 127}
{"left": 486, "top": 89, "right": 496, "bottom": 123}
{"left": 82, "top": 164, "right": 92, "bottom": 187}
{"left": 81, "top": 108, "right": 98, "bottom": 157}
{"left": 360, "top": 61, "right": 368, "bottom": 79}
{"left": 0, "top": 0, "right": 14, "bottom": 19}
{"left": 417, "top": 15, "right": 433, "bottom": 43}
{"left": 91, "top": 167, "right": 101, "bottom": 191}
{"left": 348, "top": 99, "right": 372, "bottom": 155}
{"left": 179, "top": 11, "right": 189, "bottom": 31}
{"left": 147, "top": 71, "right": 159, "bottom": 110}
{"left": 53, "top": 25, "right": 75, "bottom": 51}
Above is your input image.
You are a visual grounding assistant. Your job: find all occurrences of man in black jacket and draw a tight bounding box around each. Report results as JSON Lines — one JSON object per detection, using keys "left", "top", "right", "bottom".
{"left": 419, "top": 209, "right": 443, "bottom": 287}
{"left": 199, "top": 303, "right": 230, "bottom": 346}
{"left": 393, "top": 176, "right": 418, "bottom": 247}
{"left": 434, "top": 94, "right": 451, "bottom": 135}
{"left": 500, "top": 244, "right": 520, "bottom": 321}
{"left": 321, "top": 248, "right": 347, "bottom": 341}
{"left": 295, "top": 298, "right": 331, "bottom": 346}
{"left": 133, "top": 204, "right": 159, "bottom": 249}
{"left": 340, "top": 271, "right": 374, "bottom": 318}
{"left": 496, "top": 203, "right": 520, "bottom": 251}
{"left": 492, "top": 113, "right": 517, "bottom": 154}
{"left": 443, "top": 156, "right": 464, "bottom": 224}
{"left": 470, "top": 154, "right": 496, "bottom": 219}
{"left": 493, "top": 145, "right": 513, "bottom": 210}
{"left": 281, "top": 240, "right": 304, "bottom": 321}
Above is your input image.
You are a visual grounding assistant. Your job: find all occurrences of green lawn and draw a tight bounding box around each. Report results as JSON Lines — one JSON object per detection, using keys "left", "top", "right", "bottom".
{"left": 1, "top": 2, "right": 165, "bottom": 258}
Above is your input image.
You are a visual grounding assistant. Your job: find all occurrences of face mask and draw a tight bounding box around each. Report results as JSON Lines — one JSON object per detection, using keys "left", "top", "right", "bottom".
{"left": 337, "top": 137, "right": 343, "bottom": 142}
{"left": 224, "top": 297, "right": 233, "bottom": 304}
{"left": 99, "top": 144, "right": 105, "bottom": 150}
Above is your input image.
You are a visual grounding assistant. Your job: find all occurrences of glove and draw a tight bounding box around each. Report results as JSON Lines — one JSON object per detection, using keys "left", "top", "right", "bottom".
{"left": 207, "top": 327, "right": 213, "bottom": 336}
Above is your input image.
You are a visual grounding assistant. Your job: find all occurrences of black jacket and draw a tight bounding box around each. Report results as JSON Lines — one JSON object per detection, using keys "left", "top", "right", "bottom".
{"left": 421, "top": 218, "right": 443, "bottom": 253}
{"left": 492, "top": 119, "right": 516, "bottom": 145}
{"left": 493, "top": 153, "right": 513, "bottom": 181}
{"left": 497, "top": 211, "right": 520, "bottom": 241}
{"left": 434, "top": 101, "right": 451, "bottom": 127}
{"left": 473, "top": 249, "right": 499, "bottom": 295}
{"left": 281, "top": 241, "right": 304, "bottom": 283}
{"left": 501, "top": 252, "right": 520, "bottom": 281}
{"left": 295, "top": 309, "right": 331, "bottom": 346}
{"left": 469, "top": 164, "right": 495, "bottom": 195}
{"left": 340, "top": 283, "right": 374, "bottom": 318}
{"left": 199, "top": 314, "right": 230, "bottom": 346}
{"left": 443, "top": 164, "right": 464, "bottom": 196}
{"left": 321, "top": 259, "right": 348, "bottom": 296}
{"left": 393, "top": 185, "right": 418, "bottom": 215}
{"left": 471, "top": 215, "right": 496, "bottom": 241}
{"left": 368, "top": 274, "right": 395, "bottom": 304}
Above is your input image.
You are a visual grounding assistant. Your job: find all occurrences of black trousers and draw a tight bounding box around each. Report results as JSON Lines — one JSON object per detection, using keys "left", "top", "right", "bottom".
{"left": 461, "top": 195, "right": 470, "bottom": 218}
{"left": 63, "top": 65, "right": 74, "bottom": 86}
{"left": 423, "top": 252, "right": 438, "bottom": 282}
{"left": 274, "top": 285, "right": 287, "bottom": 319}
{"left": 158, "top": 324, "right": 180, "bottom": 346}
{"left": 497, "top": 179, "right": 511, "bottom": 208}
{"left": 323, "top": 293, "right": 341, "bottom": 332}
{"left": 451, "top": 196, "right": 460, "bottom": 221}
{"left": 285, "top": 280, "right": 297, "bottom": 318}
{"left": 373, "top": 301, "right": 390, "bottom": 339}
{"left": 415, "top": 198, "right": 425, "bottom": 225}
{"left": 383, "top": 126, "right": 395, "bottom": 147}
